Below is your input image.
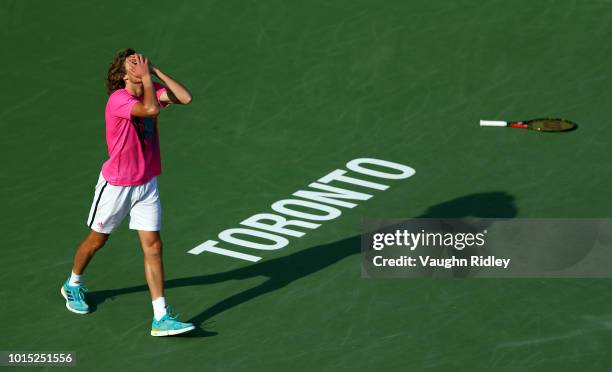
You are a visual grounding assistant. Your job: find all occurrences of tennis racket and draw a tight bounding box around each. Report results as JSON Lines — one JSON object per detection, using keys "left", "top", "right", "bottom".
{"left": 480, "top": 118, "right": 577, "bottom": 132}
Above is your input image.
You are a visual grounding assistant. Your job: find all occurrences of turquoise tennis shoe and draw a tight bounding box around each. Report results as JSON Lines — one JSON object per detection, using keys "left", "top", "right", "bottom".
{"left": 151, "top": 311, "right": 195, "bottom": 336}
{"left": 60, "top": 280, "right": 90, "bottom": 314}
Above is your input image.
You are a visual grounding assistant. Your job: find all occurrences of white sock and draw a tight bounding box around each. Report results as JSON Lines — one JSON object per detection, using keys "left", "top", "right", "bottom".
{"left": 68, "top": 271, "right": 82, "bottom": 286}
{"left": 152, "top": 297, "right": 167, "bottom": 321}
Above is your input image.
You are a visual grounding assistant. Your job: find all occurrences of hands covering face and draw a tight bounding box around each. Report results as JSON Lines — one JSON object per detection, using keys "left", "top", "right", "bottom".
{"left": 127, "top": 54, "right": 150, "bottom": 79}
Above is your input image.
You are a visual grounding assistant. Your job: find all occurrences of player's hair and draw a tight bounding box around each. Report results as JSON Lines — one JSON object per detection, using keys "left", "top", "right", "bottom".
{"left": 106, "top": 48, "right": 136, "bottom": 95}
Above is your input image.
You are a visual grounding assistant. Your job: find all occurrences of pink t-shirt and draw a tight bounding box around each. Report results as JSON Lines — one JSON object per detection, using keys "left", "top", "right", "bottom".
{"left": 101, "top": 82, "right": 169, "bottom": 186}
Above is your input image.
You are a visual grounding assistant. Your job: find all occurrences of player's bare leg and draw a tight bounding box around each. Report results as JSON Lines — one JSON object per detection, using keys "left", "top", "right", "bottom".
{"left": 62, "top": 230, "right": 108, "bottom": 314}
{"left": 72, "top": 230, "right": 110, "bottom": 275}
{"left": 138, "top": 230, "right": 194, "bottom": 336}
{"left": 137, "top": 230, "right": 165, "bottom": 300}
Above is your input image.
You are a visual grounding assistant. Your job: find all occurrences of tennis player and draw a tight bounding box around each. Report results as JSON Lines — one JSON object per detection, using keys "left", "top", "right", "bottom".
{"left": 61, "top": 48, "right": 195, "bottom": 336}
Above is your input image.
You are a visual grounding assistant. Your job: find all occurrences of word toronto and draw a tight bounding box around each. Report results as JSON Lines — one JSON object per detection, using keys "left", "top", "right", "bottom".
{"left": 188, "top": 158, "right": 416, "bottom": 262}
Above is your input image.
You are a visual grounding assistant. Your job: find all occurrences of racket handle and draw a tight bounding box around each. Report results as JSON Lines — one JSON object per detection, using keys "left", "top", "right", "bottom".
{"left": 479, "top": 120, "right": 508, "bottom": 127}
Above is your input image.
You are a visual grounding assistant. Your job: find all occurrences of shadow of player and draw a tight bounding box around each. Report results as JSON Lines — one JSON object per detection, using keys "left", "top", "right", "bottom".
{"left": 87, "top": 191, "right": 517, "bottom": 334}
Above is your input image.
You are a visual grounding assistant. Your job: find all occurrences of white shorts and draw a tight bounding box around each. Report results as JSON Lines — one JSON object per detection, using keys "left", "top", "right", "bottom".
{"left": 86, "top": 172, "right": 161, "bottom": 234}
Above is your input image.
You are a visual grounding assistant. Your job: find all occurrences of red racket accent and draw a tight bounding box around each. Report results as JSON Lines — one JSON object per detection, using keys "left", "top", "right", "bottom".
{"left": 509, "top": 123, "right": 529, "bottom": 129}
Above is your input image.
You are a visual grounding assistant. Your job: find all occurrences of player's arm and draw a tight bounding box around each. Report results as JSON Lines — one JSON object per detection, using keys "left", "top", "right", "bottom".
{"left": 151, "top": 65, "right": 192, "bottom": 105}
{"left": 128, "top": 54, "right": 160, "bottom": 117}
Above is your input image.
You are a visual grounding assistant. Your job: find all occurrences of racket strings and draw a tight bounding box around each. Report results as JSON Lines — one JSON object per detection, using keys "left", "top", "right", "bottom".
{"left": 540, "top": 120, "right": 562, "bottom": 130}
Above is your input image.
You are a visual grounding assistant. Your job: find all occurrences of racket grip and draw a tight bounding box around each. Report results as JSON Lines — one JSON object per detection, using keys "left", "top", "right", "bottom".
{"left": 479, "top": 120, "right": 507, "bottom": 127}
